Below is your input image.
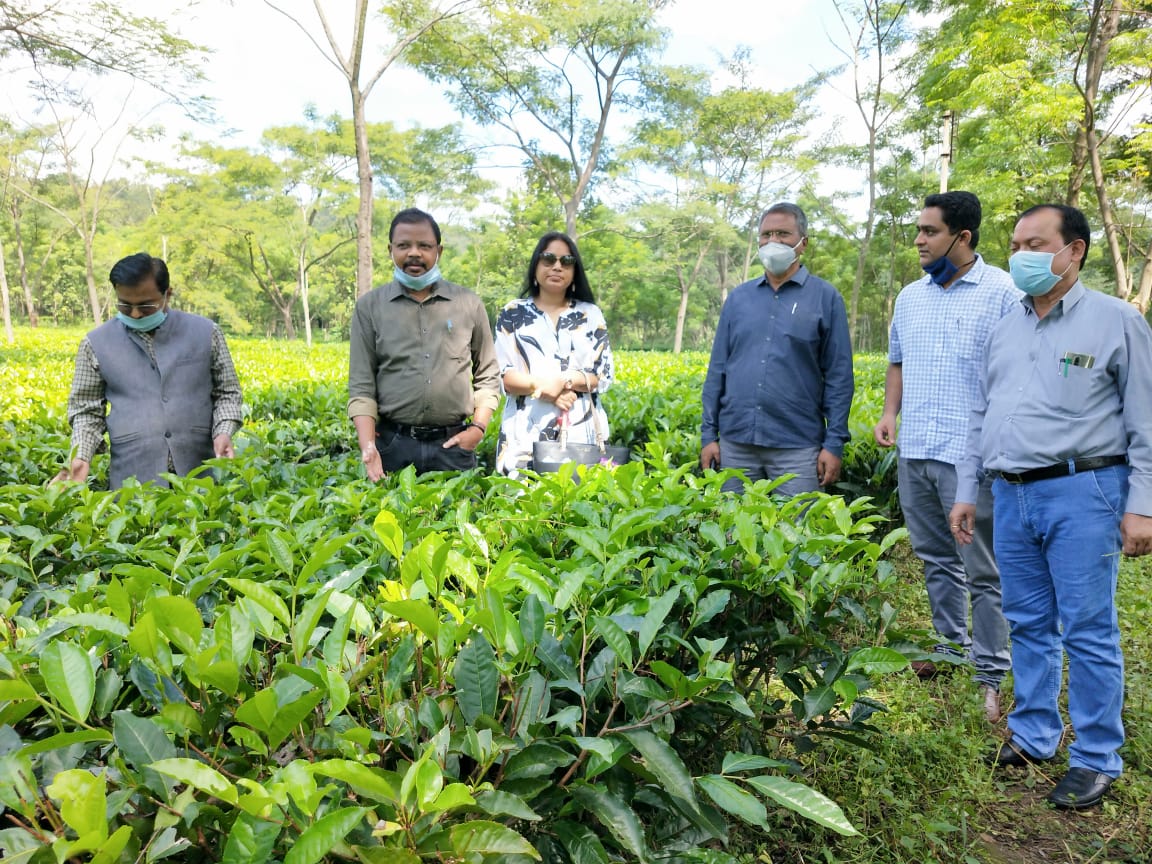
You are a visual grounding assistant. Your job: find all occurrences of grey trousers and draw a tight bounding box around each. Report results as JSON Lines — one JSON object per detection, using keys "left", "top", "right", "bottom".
{"left": 897, "top": 457, "right": 1010, "bottom": 688}
{"left": 718, "top": 441, "right": 821, "bottom": 497}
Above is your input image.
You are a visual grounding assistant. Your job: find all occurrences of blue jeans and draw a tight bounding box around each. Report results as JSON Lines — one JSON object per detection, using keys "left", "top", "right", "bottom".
{"left": 992, "top": 464, "right": 1128, "bottom": 777}
{"left": 898, "top": 458, "right": 1009, "bottom": 687}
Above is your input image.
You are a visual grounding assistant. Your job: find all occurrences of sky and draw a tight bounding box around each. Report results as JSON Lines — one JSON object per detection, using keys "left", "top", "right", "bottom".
{"left": 2, "top": 0, "right": 873, "bottom": 213}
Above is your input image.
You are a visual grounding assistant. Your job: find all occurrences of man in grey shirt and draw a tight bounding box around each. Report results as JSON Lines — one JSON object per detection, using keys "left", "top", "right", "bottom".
{"left": 348, "top": 208, "right": 499, "bottom": 476}
{"left": 952, "top": 204, "right": 1152, "bottom": 810}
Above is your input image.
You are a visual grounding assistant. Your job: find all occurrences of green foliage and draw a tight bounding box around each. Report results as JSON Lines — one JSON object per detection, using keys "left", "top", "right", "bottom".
{"left": 0, "top": 330, "right": 919, "bottom": 861}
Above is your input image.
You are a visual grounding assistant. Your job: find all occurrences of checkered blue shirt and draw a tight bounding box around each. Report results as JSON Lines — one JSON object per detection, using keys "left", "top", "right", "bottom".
{"left": 889, "top": 255, "right": 1019, "bottom": 465}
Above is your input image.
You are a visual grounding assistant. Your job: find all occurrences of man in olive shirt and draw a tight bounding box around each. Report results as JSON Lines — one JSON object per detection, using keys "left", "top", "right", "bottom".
{"left": 348, "top": 208, "right": 500, "bottom": 476}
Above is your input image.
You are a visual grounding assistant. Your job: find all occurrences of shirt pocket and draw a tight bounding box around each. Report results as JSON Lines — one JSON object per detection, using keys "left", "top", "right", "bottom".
{"left": 783, "top": 311, "right": 821, "bottom": 345}
{"left": 950, "top": 320, "right": 987, "bottom": 360}
{"left": 446, "top": 326, "right": 473, "bottom": 361}
{"left": 1048, "top": 363, "right": 1096, "bottom": 416}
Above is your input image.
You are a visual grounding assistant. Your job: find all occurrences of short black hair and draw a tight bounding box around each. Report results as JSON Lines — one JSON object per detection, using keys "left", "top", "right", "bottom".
{"left": 760, "top": 202, "right": 808, "bottom": 238}
{"left": 923, "top": 190, "right": 982, "bottom": 249}
{"left": 521, "top": 232, "right": 595, "bottom": 303}
{"left": 109, "top": 252, "right": 170, "bottom": 294}
{"left": 1018, "top": 204, "right": 1091, "bottom": 271}
{"left": 389, "top": 208, "right": 441, "bottom": 245}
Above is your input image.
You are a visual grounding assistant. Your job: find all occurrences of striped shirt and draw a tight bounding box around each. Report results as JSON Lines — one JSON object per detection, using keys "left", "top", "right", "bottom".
{"left": 888, "top": 256, "right": 1019, "bottom": 465}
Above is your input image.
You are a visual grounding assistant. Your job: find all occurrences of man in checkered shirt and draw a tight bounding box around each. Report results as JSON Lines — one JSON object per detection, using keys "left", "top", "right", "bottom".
{"left": 873, "top": 191, "right": 1019, "bottom": 723}
{"left": 54, "top": 253, "right": 243, "bottom": 489}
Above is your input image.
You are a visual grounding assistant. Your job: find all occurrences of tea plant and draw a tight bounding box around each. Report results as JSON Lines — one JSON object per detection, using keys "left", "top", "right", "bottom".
{"left": 1, "top": 327, "right": 914, "bottom": 862}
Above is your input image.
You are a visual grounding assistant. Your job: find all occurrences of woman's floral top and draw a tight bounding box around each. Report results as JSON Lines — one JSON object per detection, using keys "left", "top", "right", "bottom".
{"left": 493, "top": 297, "right": 614, "bottom": 476}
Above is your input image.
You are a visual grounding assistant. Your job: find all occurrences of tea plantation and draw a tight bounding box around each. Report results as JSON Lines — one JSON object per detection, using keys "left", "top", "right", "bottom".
{"left": 0, "top": 328, "right": 972, "bottom": 863}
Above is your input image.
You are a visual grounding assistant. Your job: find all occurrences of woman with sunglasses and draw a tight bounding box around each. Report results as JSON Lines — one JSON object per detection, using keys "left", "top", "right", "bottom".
{"left": 493, "top": 231, "right": 615, "bottom": 476}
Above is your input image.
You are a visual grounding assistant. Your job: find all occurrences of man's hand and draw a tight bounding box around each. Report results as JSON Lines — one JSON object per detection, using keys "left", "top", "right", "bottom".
{"left": 700, "top": 441, "right": 720, "bottom": 471}
{"left": 50, "top": 458, "right": 91, "bottom": 485}
{"left": 444, "top": 424, "right": 486, "bottom": 452}
{"left": 817, "top": 449, "right": 842, "bottom": 486}
{"left": 213, "top": 433, "right": 235, "bottom": 459}
{"left": 361, "top": 445, "right": 385, "bottom": 482}
{"left": 873, "top": 414, "right": 897, "bottom": 448}
{"left": 1121, "top": 513, "right": 1152, "bottom": 557}
{"left": 949, "top": 503, "right": 977, "bottom": 546}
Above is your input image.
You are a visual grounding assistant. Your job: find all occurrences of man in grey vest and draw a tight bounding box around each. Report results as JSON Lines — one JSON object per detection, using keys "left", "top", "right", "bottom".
{"left": 54, "top": 252, "right": 244, "bottom": 488}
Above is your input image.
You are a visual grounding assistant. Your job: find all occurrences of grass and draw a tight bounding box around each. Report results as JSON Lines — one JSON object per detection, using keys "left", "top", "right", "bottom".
{"left": 749, "top": 541, "right": 1152, "bottom": 864}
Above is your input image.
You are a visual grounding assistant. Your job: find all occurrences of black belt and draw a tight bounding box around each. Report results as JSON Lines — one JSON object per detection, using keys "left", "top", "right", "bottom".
{"left": 995, "top": 455, "right": 1127, "bottom": 485}
{"left": 379, "top": 417, "right": 467, "bottom": 442}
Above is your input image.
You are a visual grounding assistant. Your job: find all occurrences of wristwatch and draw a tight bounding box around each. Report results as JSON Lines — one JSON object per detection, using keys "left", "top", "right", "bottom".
{"left": 563, "top": 373, "right": 574, "bottom": 391}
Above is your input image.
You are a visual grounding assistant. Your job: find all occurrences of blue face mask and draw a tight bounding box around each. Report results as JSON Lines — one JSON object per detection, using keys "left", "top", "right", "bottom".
{"left": 1009, "top": 245, "right": 1073, "bottom": 296}
{"left": 117, "top": 309, "right": 168, "bottom": 331}
{"left": 393, "top": 261, "right": 441, "bottom": 292}
{"left": 921, "top": 233, "right": 961, "bottom": 286}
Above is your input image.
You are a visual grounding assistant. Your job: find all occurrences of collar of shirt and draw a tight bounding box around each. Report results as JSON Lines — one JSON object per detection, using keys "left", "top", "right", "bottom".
{"left": 384, "top": 280, "right": 449, "bottom": 302}
{"left": 757, "top": 264, "right": 810, "bottom": 292}
{"left": 1021, "top": 279, "right": 1086, "bottom": 319}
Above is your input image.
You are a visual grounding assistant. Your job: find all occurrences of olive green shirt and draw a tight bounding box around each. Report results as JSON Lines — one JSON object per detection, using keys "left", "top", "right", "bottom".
{"left": 347, "top": 279, "right": 500, "bottom": 424}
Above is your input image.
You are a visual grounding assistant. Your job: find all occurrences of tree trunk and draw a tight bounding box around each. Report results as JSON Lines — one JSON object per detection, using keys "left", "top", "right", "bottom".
{"left": 281, "top": 302, "right": 297, "bottom": 340}
{"left": 1131, "top": 236, "right": 1152, "bottom": 314}
{"left": 717, "top": 248, "right": 729, "bottom": 306}
{"left": 1088, "top": 125, "right": 1130, "bottom": 299}
{"left": 1077, "top": 2, "right": 1126, "bottom": 297}
{"left": 850, "top": 126, "right": 878, "bottom": 344}
{"left": 1067, "top": 0, "right": 1119, "bottom": 208}
{"left": 673, "top": 272, "right": 690, "bottom": 354}
{"left": 0, "top": 236, "right": 12, "bottom": 344}
{"left": 564, "top": 199, "right": 578, "bottom": 240}
{"left": 299, "top": 246, "right": 313, "bottom": 347}
{"left": 352, "top": 85, "right": 374, "bottom": 298}
{"left": 11, "top": 203, "right": 37, "bottom": 326}
{"left": 82, "top": 235, "right": 102, "bottom": 324}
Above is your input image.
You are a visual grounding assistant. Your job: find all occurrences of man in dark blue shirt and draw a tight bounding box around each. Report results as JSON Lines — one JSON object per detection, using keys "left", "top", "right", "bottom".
{"left": 701, "top": 202, "right": 854, "bottom": 494}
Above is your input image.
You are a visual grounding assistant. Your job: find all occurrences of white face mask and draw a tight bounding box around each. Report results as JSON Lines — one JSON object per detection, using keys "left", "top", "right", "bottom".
{"left": 758, "top": 239, "right": 802, "bottom": 277}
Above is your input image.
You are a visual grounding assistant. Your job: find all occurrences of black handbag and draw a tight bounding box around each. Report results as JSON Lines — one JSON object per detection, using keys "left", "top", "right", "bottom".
{"left": 532, "top": 402, "right": 631, "bottom": 473}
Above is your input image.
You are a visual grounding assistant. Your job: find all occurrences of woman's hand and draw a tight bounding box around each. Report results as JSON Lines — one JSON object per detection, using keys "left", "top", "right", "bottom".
{"left": 536, "top": 374, "right": 570, "bottom": 403}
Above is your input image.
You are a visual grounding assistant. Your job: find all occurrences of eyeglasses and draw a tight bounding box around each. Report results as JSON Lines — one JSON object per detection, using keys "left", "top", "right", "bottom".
{"left": 540, "top": 252, "right": 576, "bottom": 268}
{"left": 116, "top": 301, "right": 163, "bottom": 315}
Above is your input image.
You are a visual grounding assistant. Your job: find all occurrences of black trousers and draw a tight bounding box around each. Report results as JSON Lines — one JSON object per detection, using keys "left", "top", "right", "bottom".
{"left": 376, "top": 428, "right": 477, "bottom": 474}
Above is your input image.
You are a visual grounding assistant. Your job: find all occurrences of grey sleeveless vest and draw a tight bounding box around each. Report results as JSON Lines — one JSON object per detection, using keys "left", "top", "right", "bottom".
{"left": 87, "top": 310, "right": 217, "bottom": 488}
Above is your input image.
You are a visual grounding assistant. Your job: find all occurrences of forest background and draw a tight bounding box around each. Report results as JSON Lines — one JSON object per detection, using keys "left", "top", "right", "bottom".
{"left": 1, "top": 0, "right": 1151, "bottom": 354}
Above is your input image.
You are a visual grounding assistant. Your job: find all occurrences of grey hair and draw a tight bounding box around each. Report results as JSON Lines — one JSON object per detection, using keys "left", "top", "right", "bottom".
{"left": 759, "top": 202, "right": 808, "bottom": 238}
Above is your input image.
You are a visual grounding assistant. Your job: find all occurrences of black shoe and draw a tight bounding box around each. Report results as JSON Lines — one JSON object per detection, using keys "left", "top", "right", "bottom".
{"left": 1047, "top": 768, "right": 1114, "bottom": 810}
{"left": 984, "top": 740, "right": 1052, "bottom": 768}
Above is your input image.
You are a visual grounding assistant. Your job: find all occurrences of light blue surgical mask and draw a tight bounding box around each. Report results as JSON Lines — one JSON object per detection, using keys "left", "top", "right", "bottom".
{"left": 394, "top": 261, "right": 441, "bottom": 292}
{"left": 1009, "top": 243, "right": 1073, "bottom": 296}
{"left": 116, "top": 309, "right": 168, "bottom": 331}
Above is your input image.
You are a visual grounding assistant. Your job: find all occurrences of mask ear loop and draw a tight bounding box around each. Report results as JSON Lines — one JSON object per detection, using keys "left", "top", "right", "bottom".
{"left": 1054, "top": 242, "right": 1076, "bottom": 279}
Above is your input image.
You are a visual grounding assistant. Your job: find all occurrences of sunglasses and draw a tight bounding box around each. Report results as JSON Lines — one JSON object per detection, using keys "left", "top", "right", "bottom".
{"left": 116, "top": 301, "right": 163, "bottom": 315}
{"left": 540, "top": 252, "right": 576, "bottom": 268}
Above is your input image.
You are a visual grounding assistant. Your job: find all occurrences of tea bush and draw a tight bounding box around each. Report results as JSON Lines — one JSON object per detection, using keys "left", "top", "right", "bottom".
{"left": 0, "top": 328, "right": 909, "bottom": 863}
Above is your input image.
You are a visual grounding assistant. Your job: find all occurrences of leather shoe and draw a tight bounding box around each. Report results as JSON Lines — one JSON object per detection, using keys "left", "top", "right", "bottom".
{"left": 1047, "top": 768, "right": 1114, "bottom": 810}
{"left": 984, "top": 740, "right": 1052, "bottom": 768}
{"left": 979, "top": 685, "right": 1001, "bottom": 724}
